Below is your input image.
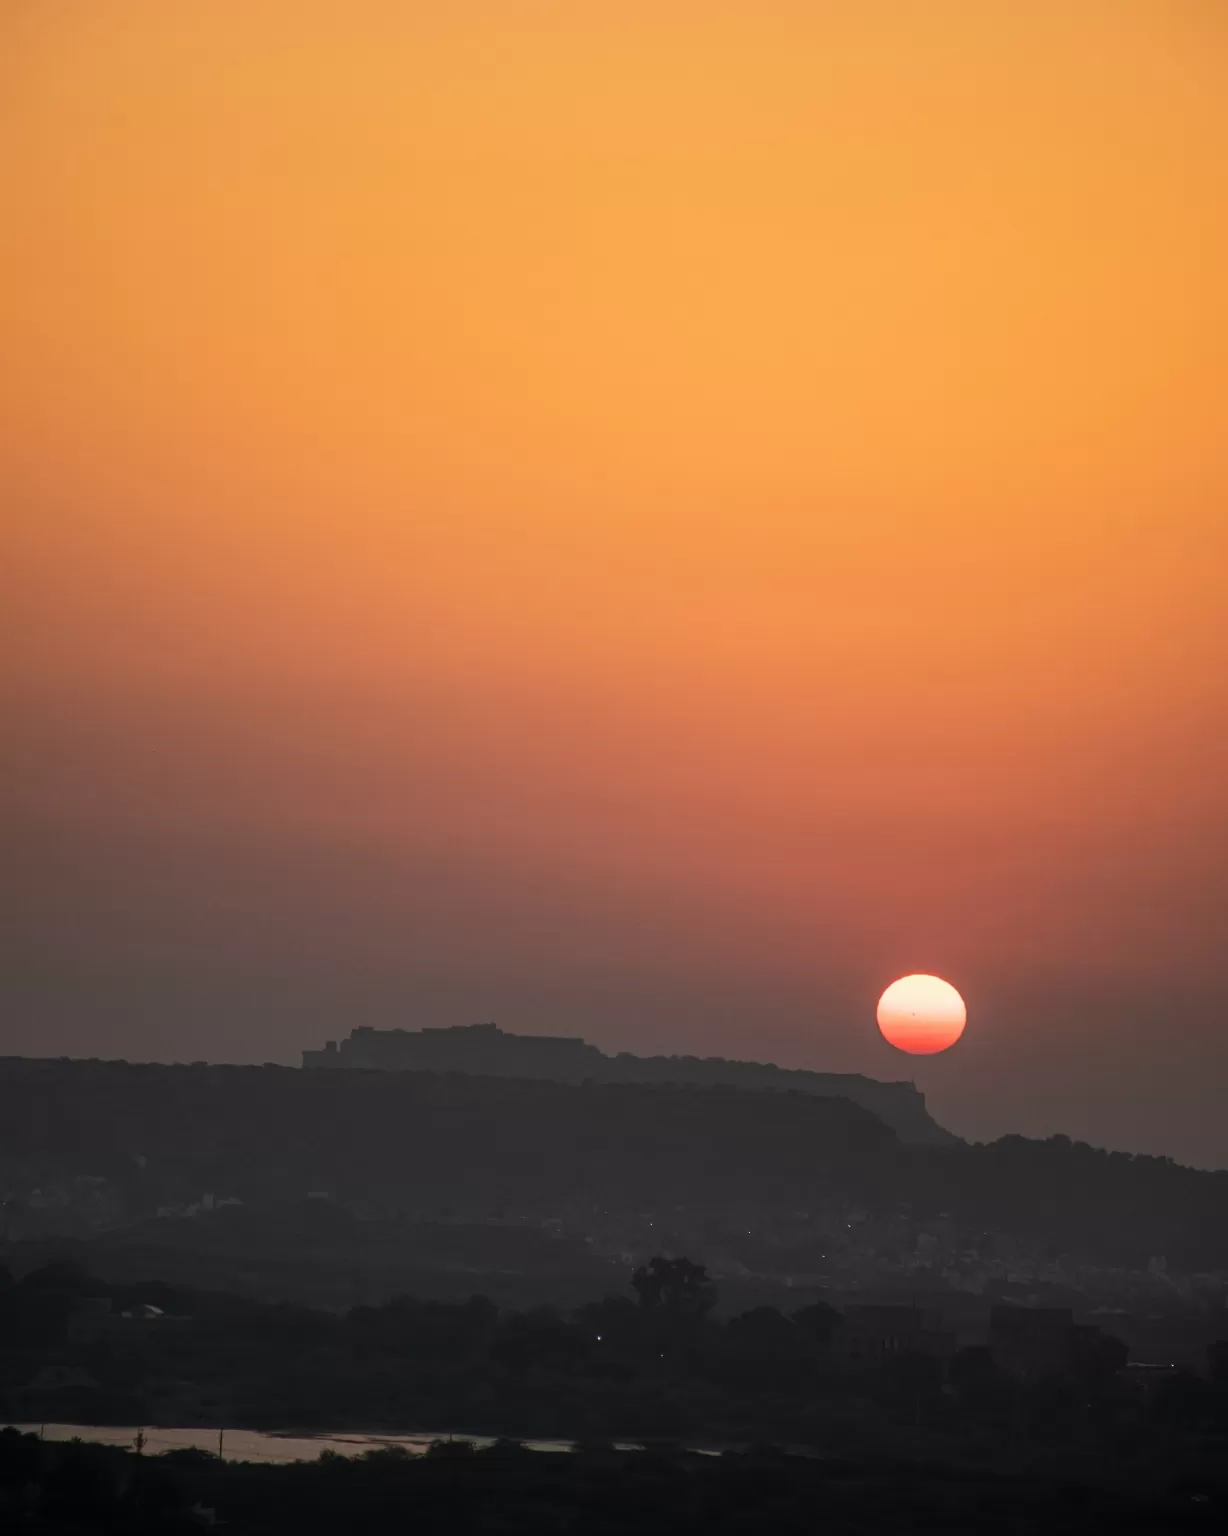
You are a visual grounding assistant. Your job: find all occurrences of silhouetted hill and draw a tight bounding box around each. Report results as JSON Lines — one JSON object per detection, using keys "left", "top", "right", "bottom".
{"left": 2, "top": 1058, "right": 1227, "bottom": 1273}
{"left": 0, "top": 1057, "right": 898, "bottom": 1213}
{"left": 303, "top": 1023, "right": 955, "bottom": 1144}
{"left": 598, "top": 1050, "right": 950, "bottom": 1145}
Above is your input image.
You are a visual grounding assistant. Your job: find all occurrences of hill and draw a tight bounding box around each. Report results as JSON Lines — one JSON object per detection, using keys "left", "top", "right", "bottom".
{"left": 0, "top": 1057, "right": 898, "bottom": 1214}
{"left": 2, "top": 1057, "right": 1227, "bottom": 1281}
{"left": 302, "top": 1023, "right": 954, "bottom": 1144}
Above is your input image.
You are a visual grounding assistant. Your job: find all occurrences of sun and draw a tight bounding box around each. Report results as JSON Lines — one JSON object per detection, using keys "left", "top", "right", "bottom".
{"left": 876, "top": 974, "right": 966, "bottom": 1055}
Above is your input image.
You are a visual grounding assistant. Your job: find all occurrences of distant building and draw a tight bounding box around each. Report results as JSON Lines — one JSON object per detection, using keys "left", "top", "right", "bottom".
{"left": 989, "top": 1305, "right": 1076, "bottom": 1377}
{"left": 304, "top": 1023, "right": 605, "bottom": 1079}
{"left": 1120, "top": 1361, "right": 1177, "bottom": 1400}
{"left": 844, "top": 1304, "right": 956, "bottom": 1363}
{"left": 302, "top": 1023, "right": 956, "bottom": 1144}
{"left": 989, "top": 1304, "right": 1127, "bottom": 1378}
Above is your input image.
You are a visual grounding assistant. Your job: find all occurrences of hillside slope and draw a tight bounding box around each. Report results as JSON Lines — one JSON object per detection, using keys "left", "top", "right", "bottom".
{"left": 2, "top": 1058, "right": 1226, "bottom": 1273}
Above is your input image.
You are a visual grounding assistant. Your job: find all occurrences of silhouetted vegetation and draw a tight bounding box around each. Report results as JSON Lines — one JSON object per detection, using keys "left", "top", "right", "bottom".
{"left": 2, "top": 1421, "right": 1227, "bottom": 1533}
{"left": 631, "top": 1255, "right": 716, "bottom": 1319}
{"left": 2, "top": 1258, "right": 1219, "bottom": 1457}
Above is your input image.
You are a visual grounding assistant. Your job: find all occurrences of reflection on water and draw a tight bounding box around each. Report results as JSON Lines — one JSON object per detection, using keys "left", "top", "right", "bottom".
{"left": 2, "top": 1423, "right": 650, "bottom": 1462}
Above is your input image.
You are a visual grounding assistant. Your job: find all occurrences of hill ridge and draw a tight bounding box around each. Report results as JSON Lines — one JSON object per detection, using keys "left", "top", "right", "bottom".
{"left": 302, "top": 1023, "right": 955, "bottom": 1145}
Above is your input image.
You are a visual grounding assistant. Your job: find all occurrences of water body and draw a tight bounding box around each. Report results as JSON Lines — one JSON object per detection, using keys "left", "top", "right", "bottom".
{"left": 2, "top": 1423, "right": 666, "bottom": 1463}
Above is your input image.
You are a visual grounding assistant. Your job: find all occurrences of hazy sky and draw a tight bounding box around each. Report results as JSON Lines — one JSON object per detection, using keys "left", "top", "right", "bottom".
{"left": 2, "top": 2, "right": 1226, "bottom": 1165}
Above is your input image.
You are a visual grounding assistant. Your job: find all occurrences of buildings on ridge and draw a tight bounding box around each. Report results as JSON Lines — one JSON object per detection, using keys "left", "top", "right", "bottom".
{"left": 302, "top": 1022, "right": 955, "bottom": 1145}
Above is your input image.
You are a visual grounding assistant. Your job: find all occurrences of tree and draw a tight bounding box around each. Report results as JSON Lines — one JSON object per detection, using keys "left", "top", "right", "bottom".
{"left": 631, "top": 1257, "right": 716, "bottom": 1320}
{"left": 19, "top": 1260, "right": 93, "bottom": 1295}
{"left": 572, "top": 1295, "right": 640, "bottom": 1350}
{"left": 792, "top": 1301, "right": 844, "bottom": 1350}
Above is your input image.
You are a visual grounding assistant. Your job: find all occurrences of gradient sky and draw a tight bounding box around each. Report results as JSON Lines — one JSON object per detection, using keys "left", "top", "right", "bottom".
{"left": 2, "top": 2, "right": 1226, "bottom": 1165}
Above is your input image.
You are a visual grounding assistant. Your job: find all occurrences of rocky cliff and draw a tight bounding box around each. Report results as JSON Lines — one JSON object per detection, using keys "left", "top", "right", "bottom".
{"left": 303, "top": 1024, "right": 955, "bottom": 1145}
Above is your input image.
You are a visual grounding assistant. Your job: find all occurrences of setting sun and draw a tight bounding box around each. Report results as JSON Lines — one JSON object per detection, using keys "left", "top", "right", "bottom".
{"left": 1, "top": 0, "right": 1226, "bottom": 1164}
{"left": 876, "top": 975, "right": 967, "bottom": 1056}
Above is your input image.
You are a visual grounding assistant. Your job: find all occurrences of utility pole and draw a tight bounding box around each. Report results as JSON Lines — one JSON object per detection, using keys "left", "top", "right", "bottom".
{"left": 218, "top": 1427, "right": 225, "bottom": 1460}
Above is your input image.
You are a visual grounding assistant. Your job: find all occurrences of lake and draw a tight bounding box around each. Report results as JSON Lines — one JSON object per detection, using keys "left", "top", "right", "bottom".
{"left": 2, "top": 1423, "right": 658, "bottom": 1463}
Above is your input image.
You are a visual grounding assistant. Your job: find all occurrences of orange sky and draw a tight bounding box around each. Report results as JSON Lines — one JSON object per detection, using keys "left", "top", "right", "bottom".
{"left": 2, "top": 2, "right": 1226, "bottom": 1163}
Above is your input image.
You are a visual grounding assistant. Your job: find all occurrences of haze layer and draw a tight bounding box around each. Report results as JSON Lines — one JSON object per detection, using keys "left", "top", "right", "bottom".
{"left": 2, "top": 2, "right": 1226, "bottom": 1164}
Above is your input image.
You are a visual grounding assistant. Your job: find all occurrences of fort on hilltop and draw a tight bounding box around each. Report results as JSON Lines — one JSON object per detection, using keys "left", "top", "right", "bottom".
{"left": 302, "top": 1023, "right": 955, "bottom": 1145}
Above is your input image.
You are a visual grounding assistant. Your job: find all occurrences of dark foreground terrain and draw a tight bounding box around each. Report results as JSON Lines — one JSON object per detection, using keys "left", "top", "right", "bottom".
{"left": 4, "top": 1259, "right": 1228, "bottom": 1509}
{"left": 1, "top": 1426, "right": 1224, "bottom": 1534}
{"left": 4, "top": 1057, "right": 1227, "bottom": 1527}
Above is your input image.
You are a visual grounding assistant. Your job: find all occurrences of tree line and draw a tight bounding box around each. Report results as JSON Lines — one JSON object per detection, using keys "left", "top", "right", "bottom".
{"left": 7, "top": 1257, "right": 1224, "bottom": 1457}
